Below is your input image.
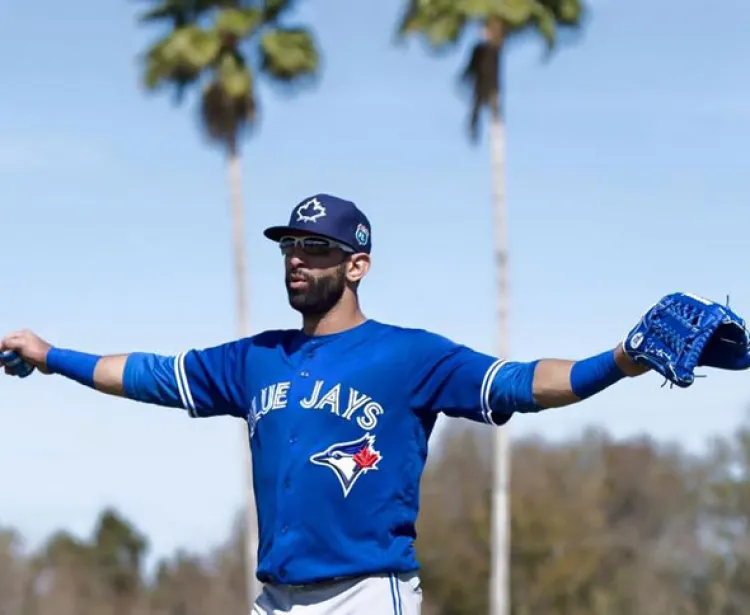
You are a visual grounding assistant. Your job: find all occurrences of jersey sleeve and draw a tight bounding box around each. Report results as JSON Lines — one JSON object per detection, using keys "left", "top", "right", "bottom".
{"left": 408, "top": 331, "right": 540, "bottom": 426}
{"left": 122, "top": 339, "right": 251, "bottom": 419}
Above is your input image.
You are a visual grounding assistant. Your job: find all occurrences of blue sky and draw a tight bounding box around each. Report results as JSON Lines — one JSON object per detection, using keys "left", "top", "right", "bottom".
{"left": 2, "top": 0, "right": 750, "bottom": 566}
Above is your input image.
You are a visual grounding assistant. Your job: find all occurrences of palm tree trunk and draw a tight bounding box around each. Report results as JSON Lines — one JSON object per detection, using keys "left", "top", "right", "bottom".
{"left": 226, "top": 149, "right": 259, "bottom": 612}
{"left": 489, "top": 112, "right": 510, "bottom": 615}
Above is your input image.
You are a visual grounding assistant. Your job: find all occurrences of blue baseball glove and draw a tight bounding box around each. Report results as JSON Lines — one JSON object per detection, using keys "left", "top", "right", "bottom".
{"left": 622, "top": 292, "right": 750, "bottom": 387}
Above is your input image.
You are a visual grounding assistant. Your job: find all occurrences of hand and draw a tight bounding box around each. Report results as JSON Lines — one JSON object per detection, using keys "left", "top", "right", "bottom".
{"left": 614, "top": 343, "right": 649, "bottom": 377}
{"left": 0, "top": 330, "right": 53, "bottom": 374}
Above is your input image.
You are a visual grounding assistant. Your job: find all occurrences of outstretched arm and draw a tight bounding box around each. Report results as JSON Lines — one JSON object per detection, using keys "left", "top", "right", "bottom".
{"left": 530, "top": 345, "right": 647, "bottom": 409}
{"left": 0, "top": 329, "right": 249, "bottom": 419}
{"left": 47, "top": 352, "right": 129, "bottom": 397}
{"left": 410, "top": 332, "right": 647, "bottom": 426}
{"left": 95, "top": 355, "right": 129, "bottom": 396}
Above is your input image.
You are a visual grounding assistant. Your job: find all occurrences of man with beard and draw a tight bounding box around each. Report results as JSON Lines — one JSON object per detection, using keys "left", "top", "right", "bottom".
{"left": 2, "top": 193, "right": 749, "bottom": 614}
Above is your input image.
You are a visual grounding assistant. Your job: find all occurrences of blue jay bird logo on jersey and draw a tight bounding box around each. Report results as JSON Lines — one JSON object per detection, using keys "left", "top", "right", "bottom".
{"left": 309, "top": 434, "right": 382, "bottom": 497}
{"left": 296, "top": 198, "right": 326, "bottom": 223}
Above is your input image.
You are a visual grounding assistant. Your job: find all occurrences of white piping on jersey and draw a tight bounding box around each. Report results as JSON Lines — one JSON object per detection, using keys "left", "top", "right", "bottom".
{"left": 480, "top": 359, "right": 507, "bottom": 425}
{"left": 174, "top": 352, "right": 196, "bottom": 416}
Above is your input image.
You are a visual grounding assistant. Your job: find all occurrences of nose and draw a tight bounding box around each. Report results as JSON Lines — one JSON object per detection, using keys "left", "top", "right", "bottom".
{"left": 286, "top": 250, "right": 307, "bottom": 268}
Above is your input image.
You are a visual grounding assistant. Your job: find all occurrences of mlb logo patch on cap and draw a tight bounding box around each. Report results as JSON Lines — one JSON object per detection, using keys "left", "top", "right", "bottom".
{"left": 355, "top": 223, "right": 370, "bottom": 246}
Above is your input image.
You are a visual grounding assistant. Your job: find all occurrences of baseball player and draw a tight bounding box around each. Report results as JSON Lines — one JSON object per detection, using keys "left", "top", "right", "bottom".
{"left": 3, "top": 193, "right": 750, "bottom": 615}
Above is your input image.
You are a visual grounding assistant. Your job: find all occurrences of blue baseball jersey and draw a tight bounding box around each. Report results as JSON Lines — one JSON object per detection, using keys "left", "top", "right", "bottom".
{"left": 123, "top": 319, "right": 540, "bottom": 585}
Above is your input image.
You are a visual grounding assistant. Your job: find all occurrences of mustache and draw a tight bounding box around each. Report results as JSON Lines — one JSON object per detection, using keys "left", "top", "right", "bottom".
{"left": 287, "top": 269, "right": 313, "bottom": 284}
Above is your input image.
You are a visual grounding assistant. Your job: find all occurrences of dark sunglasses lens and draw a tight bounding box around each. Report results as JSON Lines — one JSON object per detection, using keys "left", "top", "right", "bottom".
{"left": 278, "top": 237, "right": 335, "bottom": 256}
{"left": 302, "top": 238, "right": 334, "bottom": 256}
{"left": 279, "top": 238, "right": 296, "bottom": 254}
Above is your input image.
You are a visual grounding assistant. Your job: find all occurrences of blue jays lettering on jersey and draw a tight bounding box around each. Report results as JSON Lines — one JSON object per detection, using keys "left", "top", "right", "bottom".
{"left": 122, "top": 320, "right": 541, "bottom": 585}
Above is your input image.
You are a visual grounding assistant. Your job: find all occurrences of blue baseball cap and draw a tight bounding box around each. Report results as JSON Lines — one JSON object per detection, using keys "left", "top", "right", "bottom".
{"left": 263, "top": 193, "right": 372, "bottom": 254}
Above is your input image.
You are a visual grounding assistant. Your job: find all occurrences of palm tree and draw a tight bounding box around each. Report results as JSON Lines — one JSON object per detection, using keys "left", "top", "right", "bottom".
{"left": 396, "top": 2, "right": 586, "bottom": 614}
{"left": 134, "top": 0, "right": 321, "bottom": 608}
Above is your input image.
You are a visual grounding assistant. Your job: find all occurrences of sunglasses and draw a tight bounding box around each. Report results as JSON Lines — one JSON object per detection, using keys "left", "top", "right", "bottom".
{"left": 278, "top": 235, "right": 355, "bottom": 257}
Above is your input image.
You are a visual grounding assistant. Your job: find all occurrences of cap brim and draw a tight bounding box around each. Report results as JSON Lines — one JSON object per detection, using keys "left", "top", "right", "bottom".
{"left": 262, "top": 226, "right": 294, "bottom": 242}
{"left": 263, "top": 226, "right": 341, "bottom": 243}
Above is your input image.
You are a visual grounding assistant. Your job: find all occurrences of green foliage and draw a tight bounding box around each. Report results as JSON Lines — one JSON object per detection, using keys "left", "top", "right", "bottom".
{"left": 398, "top": 0, "right": 584, "bottom": 50}
{"left": 262, "top": 0, "right": 296, "bottom": 21}
{"left": 396, "top": 0, "right": 586, "bottom": 140}
{"left": 143, "top": 25, "right": 220, "bottom": 90}
{"left": 415, "top": 422, "right": 744, "bottom": 615}
{"left": 260, "top": 28, "right": 318, "bottom": 81}
{"left": 91, "top": 509, "right": 148, "bottom": 600}
{"left": 398, "top": 0, "right": 468, "bottom": 46}
{"left": 136, "top": 0, "right": 219, "bottom": 27}
{"left": 0, "top": 508, "right": 248, "bottom": 615}
{"left": 215, "top": 7, "right": 262, "bottom": 38}
{"left": 136, "top": 0, "right": 320, "bottom": 153}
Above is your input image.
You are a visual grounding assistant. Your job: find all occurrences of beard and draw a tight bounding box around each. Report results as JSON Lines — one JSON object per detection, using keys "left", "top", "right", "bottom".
{"left": 286, "top": 264, "right": 347, "bottom": 316}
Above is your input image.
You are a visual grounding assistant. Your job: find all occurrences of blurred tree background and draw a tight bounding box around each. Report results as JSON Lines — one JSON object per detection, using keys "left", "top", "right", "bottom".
{"left": 5, "top": 416, "right": 750, "bottom": 615}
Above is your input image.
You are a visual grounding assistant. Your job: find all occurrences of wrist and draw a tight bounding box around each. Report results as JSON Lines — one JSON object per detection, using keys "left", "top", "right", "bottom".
{"left": 614, "top": 344, "right": 649, "bottom": 377}
{"left": 45, "top": 347, "right": 65, "bottom": 372}
{"left": 570, "top": 349, "right": 626, "bottom": 400}
{"left": 46, "top": 347, "right": 102, "bottom": 388}
{"left": 41, "top": 345, "right": 52, "bottom": 372}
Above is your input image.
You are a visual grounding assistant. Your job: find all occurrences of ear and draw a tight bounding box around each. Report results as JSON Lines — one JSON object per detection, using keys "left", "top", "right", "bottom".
{"left": 346, "top": 254, "right": 370, "bottom": 283}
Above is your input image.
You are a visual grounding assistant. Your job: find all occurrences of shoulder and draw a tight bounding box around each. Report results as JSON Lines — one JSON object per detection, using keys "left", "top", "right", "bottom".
{"left": 193, "top": 329, "right": 298, "bottom": 358}
{"left": 230, "top": 329, "right": 302, "bottom": 362}
{"left": 365, "top": 321, "right": 461, "bottom": 355}
{"left": 246, "top": 329, "right": 299, "bottom": 347}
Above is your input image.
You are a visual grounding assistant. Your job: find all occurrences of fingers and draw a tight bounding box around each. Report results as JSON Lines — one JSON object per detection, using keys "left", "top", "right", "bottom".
{"left": 0, "top": 330, "right": 47, "bottom": 379}
{"left": 1, "top": 330, "right": 31, "bottom": 352}
{"left": 0, "top": 332, "right": 29, "bottom": 367}
{"left": 0, "top": 335, "right": 17, "bottom": 352}
{"left": 0, "top": 330, "right": 35, "bottom": 378}
{"left": 1, "top": 331, "right": 22, "bottom": 346}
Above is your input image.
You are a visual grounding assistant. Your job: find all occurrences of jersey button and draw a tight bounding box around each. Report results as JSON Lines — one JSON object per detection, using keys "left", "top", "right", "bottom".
{"left": 281, "top": 525, "right": 288, "bottom": 534}
{"left": 290, "top": 436, "right": 297, "bottom": 445}
{"left": 300, "top": 370, "right": 309, "bottom": 377}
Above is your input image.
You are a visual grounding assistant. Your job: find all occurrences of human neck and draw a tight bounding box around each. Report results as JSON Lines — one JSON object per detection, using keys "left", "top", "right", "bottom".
{"left": 302, "top": 302, "right": 367, "bottom": 337}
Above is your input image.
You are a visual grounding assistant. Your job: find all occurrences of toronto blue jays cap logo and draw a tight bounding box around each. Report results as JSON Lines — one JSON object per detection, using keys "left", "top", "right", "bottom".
{"left": 309, "top": 433, "right": 382, "bottom": 497}
{"left": 295, "top": 197, "right": 327, "bottom": 223}
{"left": 263, "top": 193, "right": 373, "bottom": 254}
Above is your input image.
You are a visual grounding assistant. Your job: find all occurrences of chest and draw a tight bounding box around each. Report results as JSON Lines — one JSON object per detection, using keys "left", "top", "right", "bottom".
{"left": 247, "top": 343, "right": 408, "bottom": 436}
